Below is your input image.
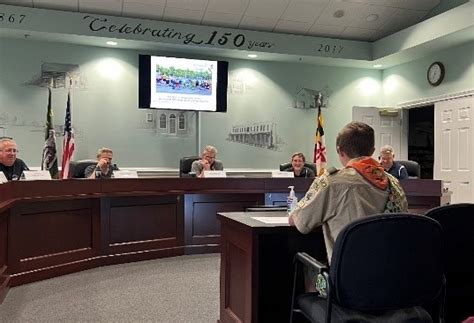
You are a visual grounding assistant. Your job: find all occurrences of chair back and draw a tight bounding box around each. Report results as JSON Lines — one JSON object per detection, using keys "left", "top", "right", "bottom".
{"left": 397, "top": 160, "right": 420, "bottom": 178}
{"left": 280, "top": 162, "right": 316, "bottom": 174}
{"left": 330, "top": 213, "right": 444, "bottom": 311}
{"left": 68, "top": 159, "right": 97, "bottom": 178}
{"left": 425, "top": 203, "right": 474, "bottom": 322}
{"left": 179, "top": 156, "right": 200, "bottom": 177}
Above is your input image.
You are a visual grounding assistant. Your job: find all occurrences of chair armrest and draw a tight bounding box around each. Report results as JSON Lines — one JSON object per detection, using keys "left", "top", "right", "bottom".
{"left": 294, "top": 252, "right": 330, "bottom": 297}
{"left": 294, "top": 252, "right": 328, "bottom": 273}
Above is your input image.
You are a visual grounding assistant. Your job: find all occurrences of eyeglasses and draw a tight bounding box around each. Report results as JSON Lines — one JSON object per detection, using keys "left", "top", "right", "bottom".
{"left": 1, "top": 148, "right": 19, "bottom": 153}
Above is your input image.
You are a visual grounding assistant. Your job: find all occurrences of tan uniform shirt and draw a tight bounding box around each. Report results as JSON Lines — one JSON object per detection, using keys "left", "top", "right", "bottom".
{"left": 291, "top": 167, "right": 396, "bottom": 261}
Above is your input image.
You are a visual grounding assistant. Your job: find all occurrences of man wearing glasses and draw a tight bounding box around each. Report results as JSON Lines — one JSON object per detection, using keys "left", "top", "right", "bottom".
{"left": 191, "top": 145, "right": 224, "bottom": 177}
{"left": 0, "top": 138, "right": 29, "bottom": 181}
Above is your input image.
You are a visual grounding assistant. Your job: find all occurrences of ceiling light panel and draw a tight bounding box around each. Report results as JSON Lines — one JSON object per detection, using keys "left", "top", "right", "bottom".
{"left": 163, "top": 7, "right": 205, "bottom": 24}
{"left": 122, "top": 1, "right": 165, "bottom": 19}
{"left": 351, "top": 4, "right": 398, "bottom": 29}
{"left": 244, "top": 0, "right": 290, "bottom": 19}
{"left": 79, "top": 0, "right": 123, "bottom": 15}
{"left": 340, "top": 27, "right": 375, "bottom": 40}
{"left": 315, "top": 1, "right": 366, "bottom": 27}
{"left": 274, "top": 20, "right": 312, "bottom": 34}
{"left": 202, "top": 11, "right": 242, "bottom": 28}
{"left": 239, "top": 15, "right": 279, "bottom": 31}
{"left": 280, "top": 0, "right": 327, "bottom": 23}
{"left": 380, "top": 8, "right": 427, "bottom": 32}
{"left": 165, "top": 0, "right": 209, "bottom": 11}
{"left": 364, "top": 0, "right": 440, "bottom": 11}
{"left": 33, "top": 0, "right": 78, "bottom": 10}
{"left": 206, "top": 0, "right": 250, "bottom": 15}
{"left": 307, "top": 24, "right": 345, "bottom": 37}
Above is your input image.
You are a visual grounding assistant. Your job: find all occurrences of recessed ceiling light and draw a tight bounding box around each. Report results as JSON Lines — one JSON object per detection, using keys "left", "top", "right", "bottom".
{"left": 333, "top": 10, "right": 345, "bottom": 18}
{"left": 248, "top": 54, "right": 258, "bottom": 58}
{"left": 373, "top": 64, "right": 383, "bottom": 68}
{"left": 106, "top": 41, "right": 118, "bottom": 46}
{"left": 366, "top": 14, "right": 379, "bottom": 22}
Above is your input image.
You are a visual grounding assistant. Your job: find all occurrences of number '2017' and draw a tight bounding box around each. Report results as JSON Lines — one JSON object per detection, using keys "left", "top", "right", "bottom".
{"left": 317, "top": 44, "right": 343, "bottom": 54}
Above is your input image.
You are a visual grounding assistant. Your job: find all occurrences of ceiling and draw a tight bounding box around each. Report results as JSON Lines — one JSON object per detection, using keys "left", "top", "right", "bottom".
{"left": 0, "top": 0, "right": 467, "bottom": 42}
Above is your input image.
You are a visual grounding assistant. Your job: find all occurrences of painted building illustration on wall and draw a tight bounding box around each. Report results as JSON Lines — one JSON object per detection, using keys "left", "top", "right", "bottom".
{"left": 227, "top": 121, "right": 282, "bottom": 150}
{"left": 142, "top": 110, "right": 192, "bottom": 136}
{"left": 295, "top": 86, "right": 331, "bottom": 109}
{"left": 158, "top": 112, "right": 187, "bottom": 134}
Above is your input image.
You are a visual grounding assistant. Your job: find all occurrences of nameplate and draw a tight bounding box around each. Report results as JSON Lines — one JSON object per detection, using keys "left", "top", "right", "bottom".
{"left": 203, "top": 170, "right": 227, "bottom": 178}
{"left": 22, "top": 170, "right": 52, "bottom": 181}
{"left": 113, "top": 170, "right": 138, "bottom": 178}
{"left": 272, "top": 171, "right": 294, "bottom": 178}
{"left": 0, "top": 172, "right": 7, "bottom": 183}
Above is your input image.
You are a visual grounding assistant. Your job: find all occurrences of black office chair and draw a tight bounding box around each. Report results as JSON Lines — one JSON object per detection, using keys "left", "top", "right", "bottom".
{"left": 425, "top": 203, "right": 474, "bottom": 323}
{"left": 397, "top": 160, "right": 421, "bottom": 178}
{"left": 290, "top": 213, "right": 445, "bottom": 323}
{"left": 179, "top": 156, "right": 200, "bottom": 177}
{"left": 280, "top": 162, "right": 317, "bottom": 175}
{"left": 68, "top": 159, "right": 97, "bottom": 178}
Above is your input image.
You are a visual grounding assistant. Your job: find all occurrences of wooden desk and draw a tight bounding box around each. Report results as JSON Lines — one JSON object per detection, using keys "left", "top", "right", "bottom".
{"left": 217, "top": 211, "right": 326, "bottom": 323}
{"left": 0, "top": 178, "right": 448, "bottom": 304}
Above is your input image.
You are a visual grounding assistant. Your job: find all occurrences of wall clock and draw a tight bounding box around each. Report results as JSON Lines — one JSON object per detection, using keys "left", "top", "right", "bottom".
{"left": 427, "top": 62, "right": 445, "bottom": 86}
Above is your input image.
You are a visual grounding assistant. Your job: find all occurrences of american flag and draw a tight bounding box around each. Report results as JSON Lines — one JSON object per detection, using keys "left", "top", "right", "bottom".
{"left": 313, "top": 93, "right": 327, "bottom": 176}
{"left": 41, "top": 87, "right": 59, "bottom": 178}
{"left": 61, "top": 90, "right": 75, "bottom": 179}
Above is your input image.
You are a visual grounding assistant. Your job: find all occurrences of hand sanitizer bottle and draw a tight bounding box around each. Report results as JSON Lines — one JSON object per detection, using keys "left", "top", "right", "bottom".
{"left": 287, "top": 186, "right": 298, "bottom": 214}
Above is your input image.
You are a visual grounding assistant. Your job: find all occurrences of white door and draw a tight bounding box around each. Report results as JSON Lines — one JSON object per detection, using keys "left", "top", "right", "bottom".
{"left": 352, "top": 106, "right": 406, "bottom": 159}
{"left": 434, "top": 96, "right": 474, "bottom": 203}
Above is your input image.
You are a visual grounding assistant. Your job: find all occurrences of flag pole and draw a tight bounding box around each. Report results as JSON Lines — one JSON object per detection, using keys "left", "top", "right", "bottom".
{"left": 313, "top": 93, "right": 327, "bottom": 176}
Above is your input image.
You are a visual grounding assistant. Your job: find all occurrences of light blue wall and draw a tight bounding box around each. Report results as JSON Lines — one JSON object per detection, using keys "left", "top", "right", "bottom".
{"left": 1, "top": 38, "right": 472, "bottom": 170}
{"left": 0, "top": 38, "right": 383, "bottom": 169}
{"left": 382, "top": 41, "right": 474, "bottom": 106}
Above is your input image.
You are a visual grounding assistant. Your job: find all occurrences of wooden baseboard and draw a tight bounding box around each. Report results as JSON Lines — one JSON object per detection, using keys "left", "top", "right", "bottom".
{"left": 10, "top": 247, "right": 185, "bottom": 287}
{"left": 184, "top": 244, "right": 220, "bottom": 255}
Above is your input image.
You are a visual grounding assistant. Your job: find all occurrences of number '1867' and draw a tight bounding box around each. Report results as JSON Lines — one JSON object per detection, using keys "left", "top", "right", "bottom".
{"left": 0, "top": 13, "right": 26, "bottom": 24}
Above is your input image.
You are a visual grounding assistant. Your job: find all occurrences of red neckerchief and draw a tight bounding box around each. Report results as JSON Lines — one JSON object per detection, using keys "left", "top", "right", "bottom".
{"left": 346, "top": 157, "right": 388, "bottom": 190}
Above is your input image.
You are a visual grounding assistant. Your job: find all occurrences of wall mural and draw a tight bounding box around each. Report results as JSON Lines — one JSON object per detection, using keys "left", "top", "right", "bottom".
{"left": 137, "top": 110, "right": 193, "bottom": 137}
{"left": 227, "top": 121, "right": 283, "bottom": 151}
{"left": 294, "top": 85, "right": 332, "bottom": 109}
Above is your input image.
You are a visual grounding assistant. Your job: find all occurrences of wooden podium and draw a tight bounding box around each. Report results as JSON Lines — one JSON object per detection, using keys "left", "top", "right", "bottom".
{"left": 0, "top": 178, "right": 448, "bottom": 305}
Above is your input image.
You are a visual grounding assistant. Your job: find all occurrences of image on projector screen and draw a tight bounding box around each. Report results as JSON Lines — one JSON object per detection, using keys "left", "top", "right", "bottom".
{"left": 156, "top": 66, "right": 212, "bottom": 95}
{"left": 150, "top": 56, "right": 218, "bottom": 111}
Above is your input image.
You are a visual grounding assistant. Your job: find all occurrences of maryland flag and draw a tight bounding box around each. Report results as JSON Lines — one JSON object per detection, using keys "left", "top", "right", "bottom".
{"left": 313, "top": 93, "right": 327, "bottom": 176}
{"left": 41, "top": 87, "right": 59, "bottom": 178}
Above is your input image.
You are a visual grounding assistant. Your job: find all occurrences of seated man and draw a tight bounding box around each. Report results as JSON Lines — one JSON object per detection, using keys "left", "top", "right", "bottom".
{"left": 286, "top": 152, "right": 315, "bottom": 178}
{"left": 191, "top": 145, "right": 223, "bottom": 177}
{"left": 84, "top": 147, "right": 119, "bottom": 179}
{"left": 0, "top": 138, "right": 29, "bottom": 180}
{"left": 289, "top": 122, "right": 408, "bottom": 262}
{"left": 379, "top": 145, "right": 409, "bottom": 180}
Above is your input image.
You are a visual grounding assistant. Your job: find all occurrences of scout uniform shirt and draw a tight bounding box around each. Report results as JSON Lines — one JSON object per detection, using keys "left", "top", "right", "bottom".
{"left": 290, "top": 157, "right": 407, "bottom": 262}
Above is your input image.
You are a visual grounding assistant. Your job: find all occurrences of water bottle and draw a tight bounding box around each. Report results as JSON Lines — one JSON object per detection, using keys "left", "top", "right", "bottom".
{"left": 287, "top": 186, "right": 298, "bottom": 214}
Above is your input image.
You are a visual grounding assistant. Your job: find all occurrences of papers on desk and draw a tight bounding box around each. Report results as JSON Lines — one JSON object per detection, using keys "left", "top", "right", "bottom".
{"left": 0, "top": 172, "right": 7, "bottom": 184}
{"left": 251, "top": 216, "right": 289, "bottom": 224}
{"left": 22, "top": 170, "right": 52, "bottom": 180}
{"left": 271, "top": 171, "right": 294, "bottom": 178}
{"left": 203, "top": 170, "right": 227, "bottom": 178}
{"left": 113, "top": 170, "right": 138, "bottom": 178}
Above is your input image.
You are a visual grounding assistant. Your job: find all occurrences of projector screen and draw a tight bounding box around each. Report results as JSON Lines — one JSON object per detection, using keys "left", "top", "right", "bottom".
{"left": 138, "top": 55, "right": 228, "bottom": 112}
